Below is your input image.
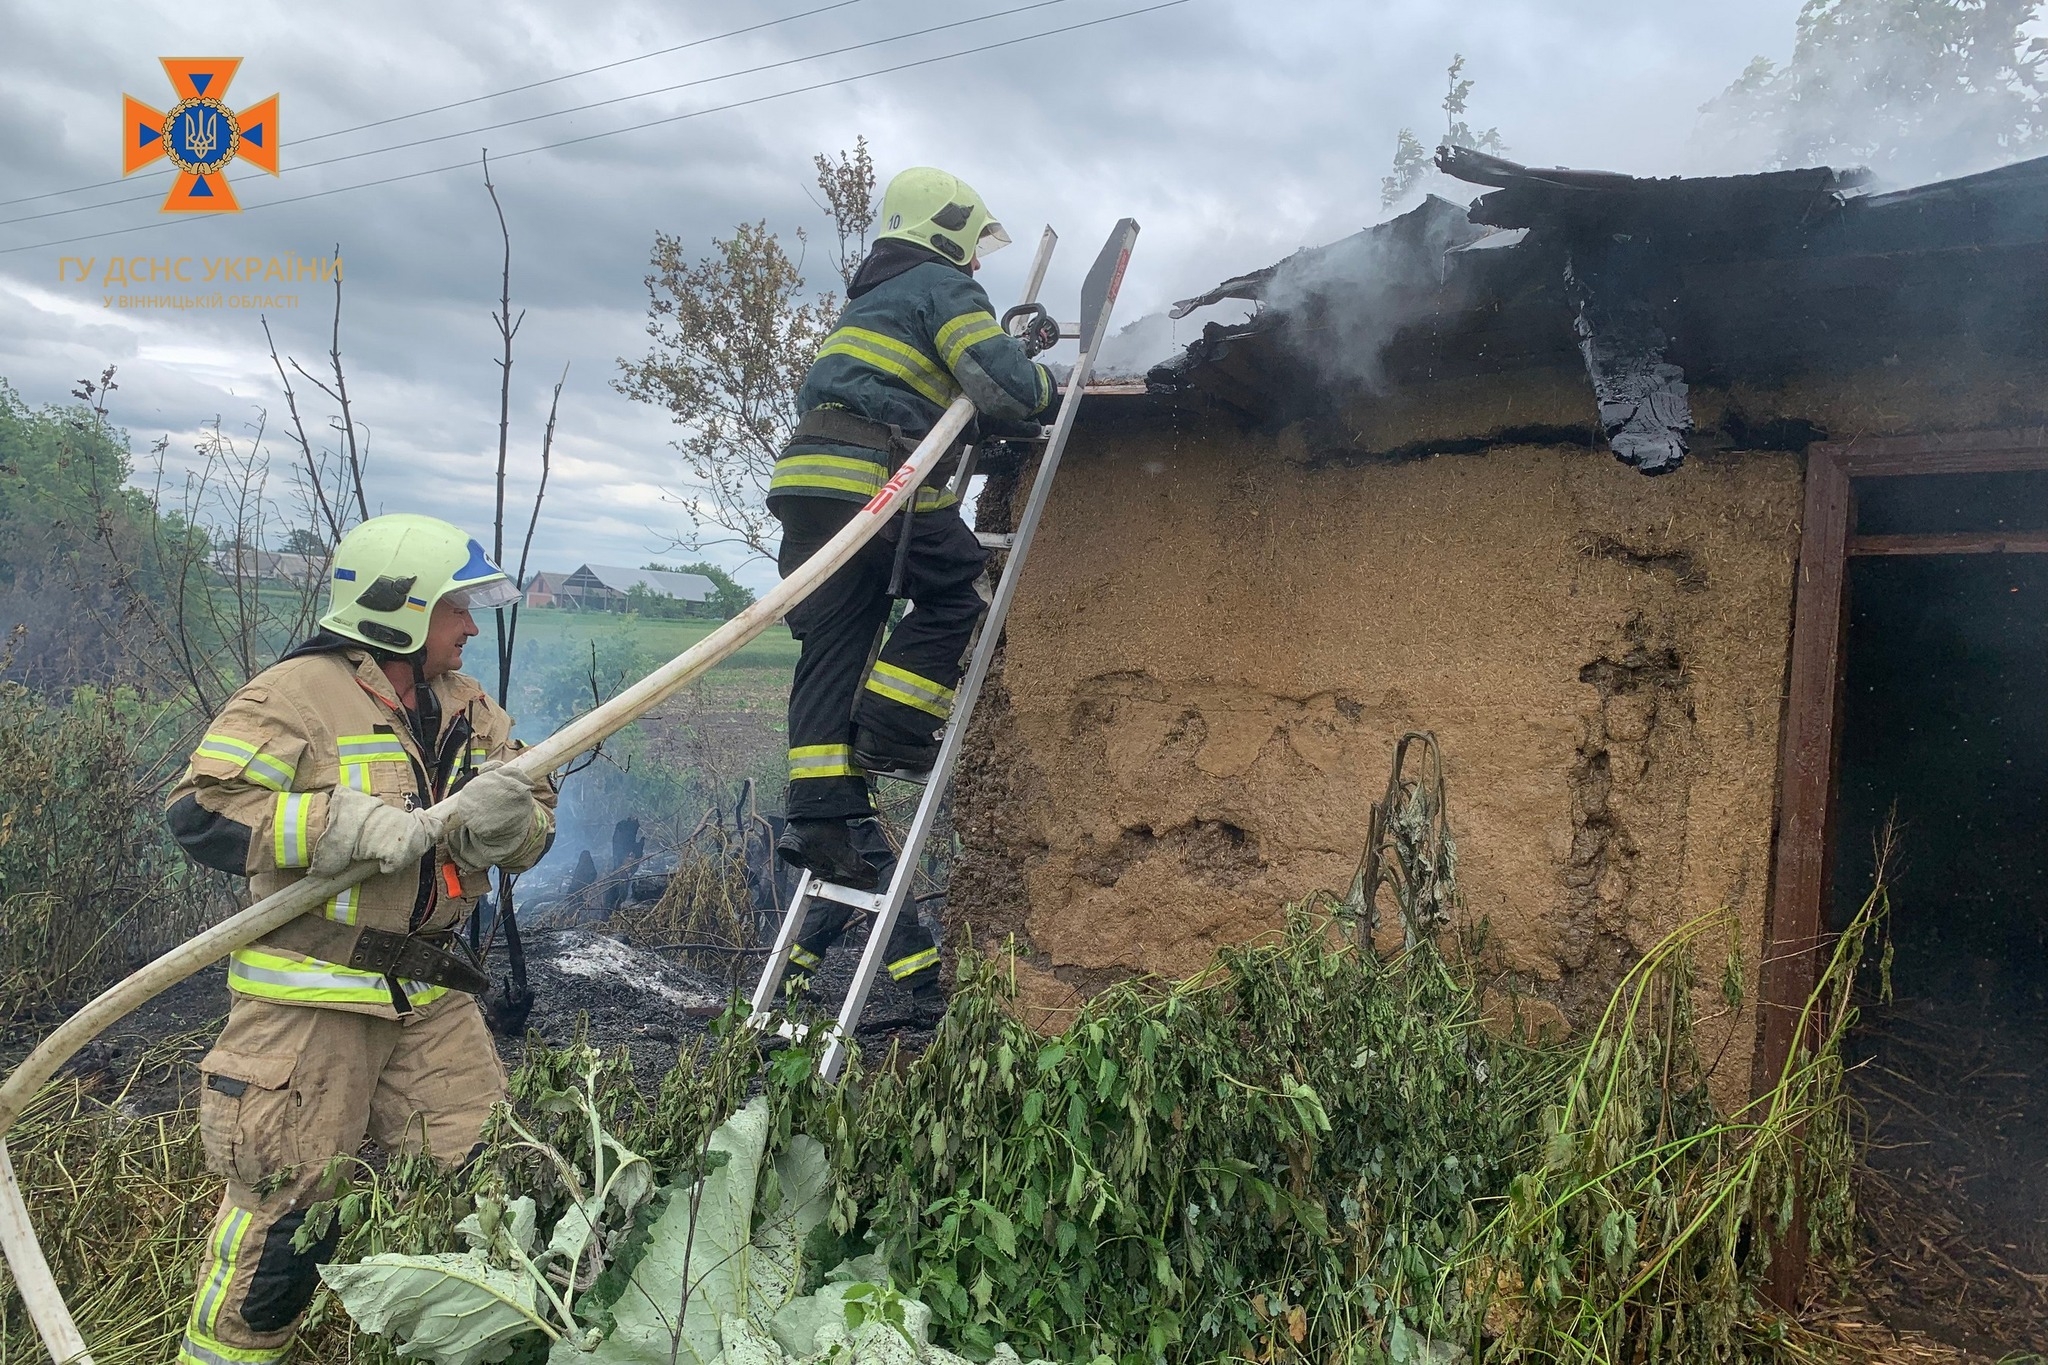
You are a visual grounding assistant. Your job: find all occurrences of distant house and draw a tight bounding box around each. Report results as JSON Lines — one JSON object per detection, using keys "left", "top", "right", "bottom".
{"left": 521, "top": 570, "right": 570, "bottom": 609}
{"left": 553, "top": 564, "right": 716, "bottom": 613}
{"left": 211, "top": 548, "right": 325, "bottom": 587}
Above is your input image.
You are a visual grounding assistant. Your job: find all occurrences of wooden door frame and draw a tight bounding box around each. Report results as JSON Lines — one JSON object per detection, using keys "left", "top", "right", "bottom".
{"left": 1757, "top": 426, "right": 2048, "bottom": 1302}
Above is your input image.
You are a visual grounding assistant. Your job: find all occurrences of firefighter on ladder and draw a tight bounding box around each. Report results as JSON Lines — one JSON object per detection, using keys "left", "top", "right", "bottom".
{"left": 769, "top": 166, "right": 1060, "bottom": 1016}
{"left": 166, "top": 514, "right": 555, "bottom": 1365}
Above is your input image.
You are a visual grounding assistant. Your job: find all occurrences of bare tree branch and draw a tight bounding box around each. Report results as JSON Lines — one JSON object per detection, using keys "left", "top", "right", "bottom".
{"left": 323, "top": 248, "right": 369, "bottom": 522}
{"left": 263, "top": 314, "right": 344, "bottom": 544}
{"left": 498, "top": 362, "right": 567, "bottom": 706}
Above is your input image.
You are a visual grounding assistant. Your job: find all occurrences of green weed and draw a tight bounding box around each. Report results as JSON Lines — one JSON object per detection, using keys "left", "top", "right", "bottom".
{"left": 0, "top": 681, "right": 219, "bottom": 1016}
{"left": 1, "top": 907, "right": 1868, "bottom": 1365}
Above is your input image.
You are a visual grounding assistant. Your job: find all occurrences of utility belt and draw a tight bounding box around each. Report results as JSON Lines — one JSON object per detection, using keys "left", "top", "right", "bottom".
{"left": 793, "top": 407, "right": 964, "bottom": 477}
{"left": 347, "top": 926, "right": 490, "bottom": 1000}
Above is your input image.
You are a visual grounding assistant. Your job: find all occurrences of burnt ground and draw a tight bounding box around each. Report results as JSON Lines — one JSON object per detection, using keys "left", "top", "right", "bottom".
{"left": 5, "top": 924, "right": 939, "bottom": 1121}
{"left": 1847, "top": 990, "right": 2048, "bottom": 1357}
{"left": 1826, "top": 552, "right": 2048, "bottom": 1359}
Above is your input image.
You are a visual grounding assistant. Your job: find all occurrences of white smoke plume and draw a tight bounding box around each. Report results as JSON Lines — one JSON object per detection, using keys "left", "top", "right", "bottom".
{"left": 1689, "top": 0, "right": 2047, "bottom": 185}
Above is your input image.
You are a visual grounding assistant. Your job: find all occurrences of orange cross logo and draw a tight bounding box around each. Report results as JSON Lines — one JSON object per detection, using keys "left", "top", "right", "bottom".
{"left": 122, "top": 58, "right": 278, "bottom": 213}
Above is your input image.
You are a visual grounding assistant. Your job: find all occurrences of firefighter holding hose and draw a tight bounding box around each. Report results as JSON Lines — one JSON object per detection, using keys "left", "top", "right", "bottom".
{"left": 165, "top": 514, "right": 555, "bottom": 1365}
{"left": 767, "top": 166, "right": 1060, "bottom": 1015}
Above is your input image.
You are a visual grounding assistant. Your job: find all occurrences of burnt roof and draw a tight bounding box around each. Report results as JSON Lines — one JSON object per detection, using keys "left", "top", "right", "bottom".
{"left": 1136, "top": 148, "right": 2048, "bottom": 473}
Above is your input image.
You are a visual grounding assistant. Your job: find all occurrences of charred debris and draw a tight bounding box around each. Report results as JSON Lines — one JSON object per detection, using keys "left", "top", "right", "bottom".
{"left": 1135, "top": 145, "right": 2048, "bottom": 473}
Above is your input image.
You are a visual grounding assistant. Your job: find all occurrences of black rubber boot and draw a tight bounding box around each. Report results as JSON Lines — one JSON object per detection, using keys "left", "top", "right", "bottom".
{"left": 852, "top": 731, "right": 941, "bottom": 782}
{"left": 776, "top": 818, "right": 882, "bottom": 890}
{"left": 906, "top": 980, "right": 948, "bottom": 1030}
{"left": 845, "top": 817, "right": 900, "bottom": 885}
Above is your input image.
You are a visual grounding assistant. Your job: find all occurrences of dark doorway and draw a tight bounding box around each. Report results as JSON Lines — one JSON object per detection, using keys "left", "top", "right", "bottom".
{"left": 1830, "top": 475, "right": 2048, "bottom": 1351}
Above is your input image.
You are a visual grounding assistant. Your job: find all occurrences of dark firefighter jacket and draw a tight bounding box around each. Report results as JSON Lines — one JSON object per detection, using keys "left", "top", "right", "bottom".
{"left": 769, "top": 240, "right": 1061, "bottom": 512}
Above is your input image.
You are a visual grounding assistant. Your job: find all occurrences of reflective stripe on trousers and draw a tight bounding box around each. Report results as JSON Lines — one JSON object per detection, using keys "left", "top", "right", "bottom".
{"left": 864, "top": 661, "right": 955, "bottom": 720}
{"left": 228, "top": 947, "right": 447, "bottom": 1009}
{"left": 789, "top": 744, "right": 861, "bottom": 781}
{"left": 887, "top": 946, "right": 940, "bottom": 980}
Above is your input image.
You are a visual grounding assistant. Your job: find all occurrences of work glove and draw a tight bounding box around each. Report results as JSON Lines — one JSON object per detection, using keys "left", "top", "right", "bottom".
{"left": 311, "top": 786, "right": 435, "bottom": 877}
{"left": 447, "top": 764, "right": 543, "bottom": 871}
{"left": 980, "top": 414, "right": 1045, "bottom": 441}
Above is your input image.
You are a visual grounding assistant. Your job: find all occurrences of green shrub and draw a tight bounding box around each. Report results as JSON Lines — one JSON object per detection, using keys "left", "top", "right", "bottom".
{"left": 0, "top": 681, "right": 216, "bottom": 1014}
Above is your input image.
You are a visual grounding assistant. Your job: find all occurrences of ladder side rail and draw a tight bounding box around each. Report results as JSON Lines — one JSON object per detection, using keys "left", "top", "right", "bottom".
{"left": 819, "top": 219, "right": 1140, "bottom": 1080}
{"left": 748, "top": 870, "right": 818, "bottom": 1020}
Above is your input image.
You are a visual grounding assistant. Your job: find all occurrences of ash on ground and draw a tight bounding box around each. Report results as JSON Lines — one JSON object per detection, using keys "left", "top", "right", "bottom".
{"left": 498, "top": 925, "right": 939, "bottom": 1093}
{"left": 16, "top": 924, "right": 940, "bottom": 1120}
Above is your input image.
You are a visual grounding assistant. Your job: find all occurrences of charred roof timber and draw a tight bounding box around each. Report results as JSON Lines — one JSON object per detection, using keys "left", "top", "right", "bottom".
{"left": 1137, "top": 145, "right": 2048, "bottom": 474}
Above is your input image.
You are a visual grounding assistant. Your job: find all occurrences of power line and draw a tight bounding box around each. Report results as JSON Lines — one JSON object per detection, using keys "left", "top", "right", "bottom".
{"left": 303, "top": 0, "right": 866, "bottom": 144}
{"left": 1, "top": 1, "right": 1188, "bottom": 259}
{"left": 0, "top": 0, "right": 1069, "bottom": 231}
{"left": 0, "top": 0, "right": 864, "bottom": 211}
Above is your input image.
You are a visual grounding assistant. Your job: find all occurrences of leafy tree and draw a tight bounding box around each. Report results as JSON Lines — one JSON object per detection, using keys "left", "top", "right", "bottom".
{"left": 615, "top": 143, "right": 878, "bottom": 558}
{"left": 1700, "top": 0, "right": 2046, "bottom": 178}
{"left": 279, "top": 527, "right": 329, "bottom": 558}
{"left": 813, "top": 135, "right": 878, "bottom": 287}
{"left": 1383, "top": 55, "right": 1507, "bottom": 208}
{"left": 613, "top": 222, "right": 831, "bottom": 558}
{"left": 647, "top": 560, "right": 756, "bottom": 620}
{"left": 1381, "top": 129, "right": 1431, "bottom": 209}
{"left": 1441, "top": 54, "right": 1506, "bottom": 159}
{"left": 0, "top": 379, "right": 189, "bottom": 687}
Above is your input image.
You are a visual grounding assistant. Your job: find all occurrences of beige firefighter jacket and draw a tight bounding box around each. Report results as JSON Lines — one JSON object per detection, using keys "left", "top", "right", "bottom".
{"left": 168, "top": 644, "right": 556, "bottom": 1018}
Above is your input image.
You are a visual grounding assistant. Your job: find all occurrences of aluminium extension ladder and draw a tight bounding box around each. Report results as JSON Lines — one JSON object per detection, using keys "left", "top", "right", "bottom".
{"left": 748, "top": 217, "right": 1140, "bottom": 1080}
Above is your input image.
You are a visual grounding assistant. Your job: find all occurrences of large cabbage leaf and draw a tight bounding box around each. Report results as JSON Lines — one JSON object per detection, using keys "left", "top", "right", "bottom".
{"left": 747, "top": 1134, "right": 833, "bottom": 1310}
{"left": 320, "top": 1195, "right": 555, "bottom": 1365}
{"left": 326, "top": 1098, "right": 1043, "bottom": 1365}
{"left": 560, "top": 1098, "right": 773, "bottom": 1363}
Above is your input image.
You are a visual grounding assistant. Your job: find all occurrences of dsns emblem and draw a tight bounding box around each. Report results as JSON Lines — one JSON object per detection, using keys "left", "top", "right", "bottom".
{"left": 122, "top": 58, "right": 278, "bottom": 213}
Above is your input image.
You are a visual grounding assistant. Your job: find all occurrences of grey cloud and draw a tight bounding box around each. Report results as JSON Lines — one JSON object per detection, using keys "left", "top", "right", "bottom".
{"left": 5, "top": 0, "right": 1828, "bottom": 593}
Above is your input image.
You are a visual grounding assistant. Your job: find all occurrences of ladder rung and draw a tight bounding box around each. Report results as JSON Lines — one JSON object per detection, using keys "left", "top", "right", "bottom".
{"left": 976, "top": 532, "right": 1014, "bottom": 550}
{"left": 745, "top": 1014, "right": 811, "bottom": 1041}
{"left": 807, "top": 880, "right": 891, "bottom": 914}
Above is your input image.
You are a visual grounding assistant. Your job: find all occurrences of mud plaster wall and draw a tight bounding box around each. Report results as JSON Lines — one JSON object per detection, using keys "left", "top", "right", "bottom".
{"left": 951, "top": 428, "right": 1803, "bottom": 1106}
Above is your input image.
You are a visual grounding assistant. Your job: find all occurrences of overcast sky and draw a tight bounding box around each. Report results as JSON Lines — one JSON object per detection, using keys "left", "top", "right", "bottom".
{"left": 0, "top": 0, "right": 1818, "bottom": 589}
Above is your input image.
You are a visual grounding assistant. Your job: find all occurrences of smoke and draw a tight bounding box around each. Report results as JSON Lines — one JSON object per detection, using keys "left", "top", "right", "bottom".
{"left": 504, "top": 630, "right": 710, "bottom": 875}
{"left": 1089, "top": 301, "right": 1254, "bottom": 382}
{"left": 1250, "top": 194, "right": 1489, "bottom": 394}
{"left": 1688, "top": 0, "right": 2047, "bottom": 186}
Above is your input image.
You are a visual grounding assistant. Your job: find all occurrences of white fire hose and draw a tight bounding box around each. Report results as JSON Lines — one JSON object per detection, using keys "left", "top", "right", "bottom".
{"left": 0, "top": 391, "right": 987, "bottom": 1363}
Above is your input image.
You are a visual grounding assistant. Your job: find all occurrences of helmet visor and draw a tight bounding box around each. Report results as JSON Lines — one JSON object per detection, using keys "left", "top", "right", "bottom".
{"left": 444, "top": 577, "right": 520, "bottom": 610}
{"left": 977, "top": 220, "right": 1012, "bottom": 257}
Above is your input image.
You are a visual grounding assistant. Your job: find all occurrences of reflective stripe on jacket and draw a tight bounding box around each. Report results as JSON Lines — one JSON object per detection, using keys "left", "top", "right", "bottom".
{"left": 167, "top": 648, "right": 556, "bottom": 1018}
{"left": 770, "top": 251, "right": 1059, "bottom": 507}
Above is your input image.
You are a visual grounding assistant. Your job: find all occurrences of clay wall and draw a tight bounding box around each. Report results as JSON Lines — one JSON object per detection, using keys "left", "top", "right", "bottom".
{"left": 950, "top": 422, "right": 1804, "bottom": 1101}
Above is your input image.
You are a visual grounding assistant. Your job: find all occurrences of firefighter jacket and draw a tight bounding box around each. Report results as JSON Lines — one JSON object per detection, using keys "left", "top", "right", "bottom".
{"left": 768, "top": 239, "right": 1061, "bottom": 512}
{"left": 167, "top": 638, "right": 555, "bottom": 1018}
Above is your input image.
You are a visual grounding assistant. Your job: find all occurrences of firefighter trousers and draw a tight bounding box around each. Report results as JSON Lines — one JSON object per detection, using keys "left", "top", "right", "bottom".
{"left": 785, "top": 898, "right": 941, "bottom": 994}
{"left": 772, "top": 493, "right": 988, "bottom": 823}
{"left": 783, "top": 817, "right": 940, "bottom": 990}
{"left": 178, "top": 995, "right": 504, "bottom": 1365}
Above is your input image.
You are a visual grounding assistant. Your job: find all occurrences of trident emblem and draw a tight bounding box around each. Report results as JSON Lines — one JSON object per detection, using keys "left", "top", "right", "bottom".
{"left": 182, "top": 106, "right": 219, "bottom": 163}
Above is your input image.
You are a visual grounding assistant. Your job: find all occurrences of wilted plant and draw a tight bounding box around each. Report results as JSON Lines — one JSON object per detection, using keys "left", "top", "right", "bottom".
{"left": 0, "top": 1039, "right": 216, "bottom": 1363}
{"left": 0, "top": 679, "right": 218, "bottom": 1015}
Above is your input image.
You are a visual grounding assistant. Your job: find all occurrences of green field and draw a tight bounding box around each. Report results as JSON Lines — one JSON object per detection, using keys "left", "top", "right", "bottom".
{"left": 503, "top": 606, "right": 798, "bottom": 671}
{"left": 247, "top": 590, "right": 798, "bottom": 674}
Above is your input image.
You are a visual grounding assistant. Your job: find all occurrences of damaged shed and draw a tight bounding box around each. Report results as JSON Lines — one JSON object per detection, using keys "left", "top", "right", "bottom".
{"left": 952, "top": 145, "right": 2048, "bottom": 1140}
